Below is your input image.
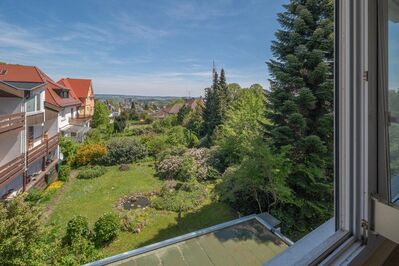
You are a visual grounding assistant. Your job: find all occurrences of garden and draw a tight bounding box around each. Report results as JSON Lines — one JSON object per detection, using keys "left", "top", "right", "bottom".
{"left": 35, "top": 117, "right": 237, "bottom": 262}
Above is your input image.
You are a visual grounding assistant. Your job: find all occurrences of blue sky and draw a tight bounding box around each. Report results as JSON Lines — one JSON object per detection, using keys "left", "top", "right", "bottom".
{"left": 0, "top": 0, "right": 285, "bottom": 96}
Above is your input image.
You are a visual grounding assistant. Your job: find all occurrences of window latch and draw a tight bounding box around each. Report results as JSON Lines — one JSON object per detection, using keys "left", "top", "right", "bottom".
{"left": 361, "top": 219, "right": 368, "bottom": 245}
{"left": 363, "top": 71, "right": 368, "bottom": 81}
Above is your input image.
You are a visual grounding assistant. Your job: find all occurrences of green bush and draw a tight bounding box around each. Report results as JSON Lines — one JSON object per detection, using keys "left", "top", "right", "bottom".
{"left": 24, "top": 189, "right": 53, "bottom": 204}
{"left": 60, "top": 137, "right": 79, "bottom": 164}
{"left": 102, "top": 138, "right": 147, "bottom": 165}
{"left": 120, "top": 209, "right": 154, "bottom": 233}
{"left": 64, "top": 216, "right": 90, "bottom": 245}
{"left": 152, "top": 180, "right": 207, "bottom": 212}
{"left": 77, "top": 166, "right": 106, "bottom": 179}
{"left": 58, "top": 164, "right": 71, "bottom": 182}
{"left": 93, "top": 213, "right": 120, "bottom": 246}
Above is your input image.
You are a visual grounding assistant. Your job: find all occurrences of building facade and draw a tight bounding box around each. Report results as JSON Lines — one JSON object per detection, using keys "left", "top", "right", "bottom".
{"left": 0, "top": 64, "right": 61, "bottom": 199}
{"left": 58, "top": 78, "right": 95, "bottom": 118}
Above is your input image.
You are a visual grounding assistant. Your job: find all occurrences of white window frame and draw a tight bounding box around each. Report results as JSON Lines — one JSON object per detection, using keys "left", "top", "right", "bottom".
{"left": 26, "top": 91, "right": 44, "bottom": 115}
{"left": 269, "top": 0, "right": 393, "bottom": 264}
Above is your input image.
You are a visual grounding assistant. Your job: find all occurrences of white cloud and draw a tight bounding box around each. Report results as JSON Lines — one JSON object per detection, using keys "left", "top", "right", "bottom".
{"left": 92, "top": 73, "right": 208, "bottom": 97}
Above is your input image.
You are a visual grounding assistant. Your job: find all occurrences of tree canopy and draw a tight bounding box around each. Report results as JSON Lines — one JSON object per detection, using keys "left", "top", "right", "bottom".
{"left": 266, "top": 0, "right": 334, "bottom": 238}
{"left": 92, "top": 101, "right": 110, "bottom": 128}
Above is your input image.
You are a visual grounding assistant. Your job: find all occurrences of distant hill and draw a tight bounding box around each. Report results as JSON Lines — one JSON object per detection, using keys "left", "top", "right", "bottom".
{"left": 95, "top": 94, "right": 186, "bottom": 101}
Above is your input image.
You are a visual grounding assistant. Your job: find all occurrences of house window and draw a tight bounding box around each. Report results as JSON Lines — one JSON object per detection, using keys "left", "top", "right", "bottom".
{"left": 26, "top": 96, "right": 35, "bottom": 112}
{"left": 26, "top": 93, "right": 42, "bottom": 113}
{"left": 36, "top": 94, "right": 41, "bottom": 111}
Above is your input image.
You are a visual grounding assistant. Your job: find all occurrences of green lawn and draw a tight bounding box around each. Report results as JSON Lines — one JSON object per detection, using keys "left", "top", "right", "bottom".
{"left": 47, "top": 162, "right": 236, "bottom": 257}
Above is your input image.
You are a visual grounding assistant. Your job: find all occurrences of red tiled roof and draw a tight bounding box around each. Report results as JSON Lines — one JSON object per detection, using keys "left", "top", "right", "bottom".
{"left": 58, "top": 78, "right": 93, "bottom": 99}
{"left": 44, "top": 77, "right": 81, "bottom": 108}
{"left": 0, "top": 63, "right": 45, "bottom": 82}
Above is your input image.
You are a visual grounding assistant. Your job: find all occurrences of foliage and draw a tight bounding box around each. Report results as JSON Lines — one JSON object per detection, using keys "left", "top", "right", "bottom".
{"left": 0, "top": 197, "right": 52, "bottom": 265}
{"left": 85, "top": 124, "right": 113, "bottom": 144}
{"left": 64, "top": 216, "right": 90, "bottom": 245}
{"left": 75, "top": 143, "right": 107, "bottom": 166}
{"left": 218, "top": 139, "right": 292, "bottom": 214}
{"left": 55, "top": 236, "right": 102, "bottom": 265}
{"left": 92, "top": 101, "right": 110, "bottom": 128}
{"left": 155, "top": 148, "right": 218, "bottom": 181}
{"left": 120, "top": 208, "right": 155, "bottom": 233}
{"left": 114, "top": 112, "right": 128, "bottom": 133}
{"left": 77, "top": 166, "right": 106, "bottom": 179}
{"left": 93, "top": 213, "right": 120, "bottom": 246}
{"left": 46, "top": 181, "right": 64, "bottom": 191}
{"left": 151, "top": 179, "right": 208, "bottom": 214}
{"left": 60, "top": 137, "right": 79, "bottom": 165}
{"left": 24, "top": 189, "right": 54, "bottom": 204}
{"left": 266, "top": 0, "right": 334, "bottom": 238}
{"left": 177, "top": 105, "right": 191, "bottom": 125}
{"left": 102, "top": 138, "right": 147, "bottom": 165}
{"left": 58, "top": 164, "right": 71, "bottom": 182}
{"left": 214, "top": 86, "right": 267, "bottom": 166}
{"left": 141, "top": 126, "right": 190, "bottom": 155}
{"left": 185, "top": 106, "right": 204, "bottom": 137}
{"left": 202, "top": 69, "right": 231, "bottom": 139}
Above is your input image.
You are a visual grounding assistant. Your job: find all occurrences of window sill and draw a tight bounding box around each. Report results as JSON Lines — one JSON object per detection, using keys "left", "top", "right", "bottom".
{"left": 26, "top": 110, "right": 44, "bottom": 116}
{"left": 266, "top": 218, "right": 351, "bottom": 265}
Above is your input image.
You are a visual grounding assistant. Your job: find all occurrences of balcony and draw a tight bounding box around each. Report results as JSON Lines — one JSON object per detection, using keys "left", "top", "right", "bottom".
{"left": 0, "top": 112, "right": 25, "bottom": 135}
{"left": 26, "top": 112, "right": 44, "bottom": 126}
{"left": 69, "top": 117, "right": 91, "bottom": 126}
{"left": 0, "top": 155, "right": 24, "bottom": 188}
{"left": 26, "top": 133, "right": 60, "bottom": 167}
{"left": 47, "top": 133, "right": 60, "bottom": 152}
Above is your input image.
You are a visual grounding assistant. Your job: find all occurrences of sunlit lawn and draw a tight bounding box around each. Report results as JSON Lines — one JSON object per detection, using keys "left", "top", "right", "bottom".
{"left": 47, "top": 161, "right": 236, "bottom": 257}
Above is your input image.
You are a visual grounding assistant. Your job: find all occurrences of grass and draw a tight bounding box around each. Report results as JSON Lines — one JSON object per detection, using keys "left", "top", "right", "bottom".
{"left": 47, "top": 161, "right": 236, "bottom": 257}
{"left": 47, "top": 161, "right": 160, "bottom": 231}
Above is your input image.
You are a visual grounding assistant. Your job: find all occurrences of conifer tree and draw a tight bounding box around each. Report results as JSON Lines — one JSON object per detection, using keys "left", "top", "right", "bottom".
{"left": 266, "top": 0, "right": 334, "bottom": 239}
{"left": 203, "top": 70, "right": 219, "bottom": 137}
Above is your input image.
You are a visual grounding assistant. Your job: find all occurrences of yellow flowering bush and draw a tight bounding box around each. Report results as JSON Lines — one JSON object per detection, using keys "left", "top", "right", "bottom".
{"left": 46, "top": 180, "right": 64, "bottom": 191}
{"left": 75, "top": 143, "right": 107, "bottom": 166}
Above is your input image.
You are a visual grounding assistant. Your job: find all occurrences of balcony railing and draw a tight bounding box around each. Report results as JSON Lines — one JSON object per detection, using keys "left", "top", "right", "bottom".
{"left": 69, "top": 117, "right": 91, "bottom": 126}
{"left": 27, "top": 142, "right": 46, "bottom": 167}
{"left": 47, "top": 133, "right": 60, "bottom": 152}
{"left": 0, "top": 112, "right": 25, "bottom": 134}
{"left": 0, "top": 155, "right": 24, "bottom": 187}
{"left": 26, "top": 133, "right": 61, "bottom": 166}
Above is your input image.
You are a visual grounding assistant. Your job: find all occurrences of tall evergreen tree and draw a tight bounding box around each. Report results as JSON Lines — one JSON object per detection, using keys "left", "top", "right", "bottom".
{"left": 266, "top": 0, "right": 334, "bottom": 239}
{"left": 203, "top": 68, "right": 231, "bottom": 139}
{"left": 203, "top": 70, "right": 219, "bottom": 137}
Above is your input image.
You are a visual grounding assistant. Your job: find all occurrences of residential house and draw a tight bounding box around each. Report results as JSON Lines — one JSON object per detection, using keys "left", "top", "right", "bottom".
{"left": 44, "top": 75, "right": 89, "bottom": 142}
{"left": 0, "top": 64, "right": 60, "bottom": 199}
{"left": 155, "top": 98, "right": 204, "bottom": 118}
{"left": 58, "top": 78, "right": 95, "bottom": 119}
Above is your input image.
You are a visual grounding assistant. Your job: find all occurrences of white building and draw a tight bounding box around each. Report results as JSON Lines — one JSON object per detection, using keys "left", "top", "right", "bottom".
{"left": 0, "top": 64, "right": 61, "bottom": 199}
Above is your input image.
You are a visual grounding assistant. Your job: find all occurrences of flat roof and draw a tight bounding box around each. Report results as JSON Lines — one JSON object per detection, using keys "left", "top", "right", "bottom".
{"left": 88, "top": 214, "right": 292, "bottom": 266}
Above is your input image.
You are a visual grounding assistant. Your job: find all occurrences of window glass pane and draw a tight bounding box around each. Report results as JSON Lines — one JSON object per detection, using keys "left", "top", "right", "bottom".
{"left": 26, "top": 96, "right": 35, "bottom": 112}
{"left": 388, "top": 0, "right": 399, "bottom": 204}
{"left": 36, "top": 94, "right": 41, "bottom": 111}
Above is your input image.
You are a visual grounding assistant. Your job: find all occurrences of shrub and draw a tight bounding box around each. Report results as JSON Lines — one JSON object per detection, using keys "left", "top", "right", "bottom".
{"left": 93, "top": 213, "right": 120, "bottom": 246}
{"left": 60, "top": 137, "right": 79, "bottom": 164}
{"left": 152, "top": 179, "right": 207, "bottom": 212}
{"left": 102, "top": 138, "right": 147, "bottom": 165}
{"left": 155, "top": 155, "right": 183, "bottom": 180}
{"left": 120, "top": 209, "right": 154, "bottom": 233}
{"left": 75, "top": 144, "right": 107, "bottom": 166}
{"left": 77, "top": 166, "right": 106, "bottom": 179}
{"left": 65, "top": 216, "right": 90, "bottom": 245}
{"left": 155, "top": 148, "right": 218, "bottom": 181}
{"left": 24, "top": 189, "right": 54, "bottom": 204}
{"left": 58, "top": 164, "right": 71, "bottom": 182}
